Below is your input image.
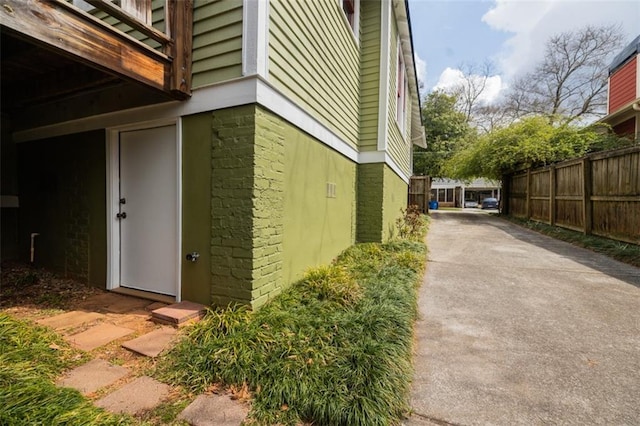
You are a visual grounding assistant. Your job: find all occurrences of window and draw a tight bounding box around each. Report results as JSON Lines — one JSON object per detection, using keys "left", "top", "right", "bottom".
{"left": 432, "top": 188, "right": 453, "bottom": 203}
{"left": 340, "top": 0, "right": 360, "bottom": 40}
{"left": 396, "top": 37, "right": 406, "bottom": 134}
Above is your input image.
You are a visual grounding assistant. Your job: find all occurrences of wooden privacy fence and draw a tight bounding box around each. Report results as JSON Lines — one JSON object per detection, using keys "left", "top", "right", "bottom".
{"left": 408, "top": 176, "right": 431, "bottom": 213}
{"left": 504, "top": 145, "right": 640, "bottom": 245}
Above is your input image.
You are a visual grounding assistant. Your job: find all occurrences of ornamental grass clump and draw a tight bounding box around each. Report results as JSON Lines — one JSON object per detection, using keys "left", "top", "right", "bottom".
{"left": 157, "top": 238, "right": 428, "bottom": 426}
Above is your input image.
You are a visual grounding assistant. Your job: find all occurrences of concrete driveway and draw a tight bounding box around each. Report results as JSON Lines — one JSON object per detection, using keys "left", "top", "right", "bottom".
{"left": 407, "top": 210, "right": 640, "bottom": 425}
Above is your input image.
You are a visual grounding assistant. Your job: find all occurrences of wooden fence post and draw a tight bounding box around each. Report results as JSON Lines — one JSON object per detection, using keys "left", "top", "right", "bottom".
{"left": 549, "top": 165, "right": 556, "bottom": 225}
{"left": 582, "top": 157, "right": 592, "bottom": 235}
{"left": 526, "top": 169, "right": 531, "bottom": 219}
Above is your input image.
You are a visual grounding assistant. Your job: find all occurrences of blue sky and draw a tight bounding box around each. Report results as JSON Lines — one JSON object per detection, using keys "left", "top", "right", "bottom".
{"left": 408, "top": 0, "right": 640, "bottom": 100}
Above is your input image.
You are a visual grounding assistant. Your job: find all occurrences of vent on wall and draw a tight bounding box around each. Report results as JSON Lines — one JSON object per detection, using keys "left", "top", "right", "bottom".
{"left": 326, "top": 182, "right": 337, "bottom": 198}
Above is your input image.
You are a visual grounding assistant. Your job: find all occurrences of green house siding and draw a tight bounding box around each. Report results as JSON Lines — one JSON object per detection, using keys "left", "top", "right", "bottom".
{"left": 269, "top": 0, "right": 360, "bottom": 149}
{"left": 386, "top": 16, "right": 411, "bottom": 177}
{"left": 15, "top": 131, "right": 107, "bottom": 287}
{"left": 359, "top": 0, "right": 382, "bottom": 152}
{"left": 282, "top": 115, "right": 357, "bottom": 285}
{"left": 181, "top": 113, "right": 213, "bottom": 305}
{"left": 192, "top": 0, "right": 243, "bottom": 88}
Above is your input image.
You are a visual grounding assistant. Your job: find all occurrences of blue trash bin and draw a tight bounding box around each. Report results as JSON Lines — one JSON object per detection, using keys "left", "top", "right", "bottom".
{"left": 429, "top": 200, "right": 439, "bottom": 210}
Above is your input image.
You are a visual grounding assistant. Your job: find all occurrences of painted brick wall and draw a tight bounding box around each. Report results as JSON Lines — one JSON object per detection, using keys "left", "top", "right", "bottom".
{"left": 357, "top": 163, "right": 384, "bottom": 242}
{"left": 251, "top": 107, "right": 285, "bottom": 308}
{"left": 210, "top": 104, "right": 284, "bottom": 309}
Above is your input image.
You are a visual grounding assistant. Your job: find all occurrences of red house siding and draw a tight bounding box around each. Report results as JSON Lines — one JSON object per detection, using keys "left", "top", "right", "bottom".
{"left": 613, "top": 117, "right": 636, "bottom": 139}
{"left": 609, "top": 56, "right": 637, "bottom": 114}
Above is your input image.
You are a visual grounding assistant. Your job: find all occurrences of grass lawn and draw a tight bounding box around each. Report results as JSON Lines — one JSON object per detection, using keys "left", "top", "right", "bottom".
{"left": 157, "top": 213, "right": 428, "bottom": 425}
{"left": 0, "top": 313, "right": 134, "bottom": 425}
{"left": 502, "top": 216, "right": 640, "bottom": 268}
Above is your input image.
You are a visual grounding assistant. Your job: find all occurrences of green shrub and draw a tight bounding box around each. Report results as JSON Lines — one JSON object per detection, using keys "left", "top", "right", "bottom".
{"left": 157, "top": 239, "right": 427, "bottom": 425}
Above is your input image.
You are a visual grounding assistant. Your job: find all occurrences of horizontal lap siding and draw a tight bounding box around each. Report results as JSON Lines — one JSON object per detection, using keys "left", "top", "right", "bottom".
{"left": 192, "top": 0, "right": 243, "bottom": 88}
{"left": 359, "top": 1, "right": 381, "bottom": 151}
{"left": 269, "top": 0, "right": 360, "bottom": 149}
{"left": 608, "top": 57, "right": 637, "bottom": 114}
{"left": 386, "top": 16, "right": 410, "bottom": 176}
{"left": 94, "top": 0, "right": 243, "bottom": 88}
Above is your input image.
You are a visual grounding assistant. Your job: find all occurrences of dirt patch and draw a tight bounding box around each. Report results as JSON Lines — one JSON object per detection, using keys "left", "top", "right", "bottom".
{"left": 1, "top": 261, "right": 103, "bottom": 317}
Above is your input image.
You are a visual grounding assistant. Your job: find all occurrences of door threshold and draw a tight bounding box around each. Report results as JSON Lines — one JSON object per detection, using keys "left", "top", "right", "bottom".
{"left": 110, "top": 286, "right": 176, "bottom": 304}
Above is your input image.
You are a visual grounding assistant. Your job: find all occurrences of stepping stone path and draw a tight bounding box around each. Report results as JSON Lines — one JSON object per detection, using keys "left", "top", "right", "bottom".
{"left": 121, "top": 326, "right": 177, "bottom": 357}
{"left": 56, "top": 359, "right": 128, "bottom": 395}
{"left": 66, "top": 323, "right": 134, "bottom": 351}
{"left": 179, "top": 394, "right": 250, "bottom": 426}
{"left": 95, "top": 376, "right": 171, "bottom": 415}
{"left": 43, "top": 295, "right": 247, "bottom": 424}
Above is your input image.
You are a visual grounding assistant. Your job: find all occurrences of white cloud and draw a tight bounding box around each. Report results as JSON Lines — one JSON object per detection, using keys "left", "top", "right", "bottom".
{"left": 414, "top": 52, "right": 427, "bottom": 95}
{"left": 434, "top": 67, "right": 504, "bottom": 105}
{"left": 482, "top": 0, "right": 640, "bottom": 78}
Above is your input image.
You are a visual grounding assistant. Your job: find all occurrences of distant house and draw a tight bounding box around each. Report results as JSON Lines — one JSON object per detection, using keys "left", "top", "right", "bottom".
{"left": 430, "top": 178, "right": 501, "bottom": 208}
{"left": 601, "top": 35, "right": 640, "bottom": 140}
{"left": 0, "top": 0, "right": 426, "bottom": 308}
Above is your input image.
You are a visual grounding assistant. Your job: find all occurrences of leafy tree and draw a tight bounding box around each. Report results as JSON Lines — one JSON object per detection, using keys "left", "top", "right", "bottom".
{"left": 443, "top": 117, "right": 627, "bottom": 180}
{"left": 504, "top": 24, "right": 625, "bottom": 124}
{"left": 413, "top": 91, "right": 472, "bottom": 177}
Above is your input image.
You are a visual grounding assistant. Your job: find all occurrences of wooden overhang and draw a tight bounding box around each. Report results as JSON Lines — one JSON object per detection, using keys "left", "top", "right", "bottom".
{"left": 0, "top": 0, "right": 193, "bottom": 103}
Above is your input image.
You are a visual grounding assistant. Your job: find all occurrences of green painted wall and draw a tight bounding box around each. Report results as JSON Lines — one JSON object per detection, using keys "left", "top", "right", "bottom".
{"left": 210, "top": 104, "right": 284, "bottom": 309}
{"left": 359, "top": 1, "right": 382, "bottom": 152}
{"left": 357, "top": 163, "right": 407, "bottom": 243}
{"left": 280, "top": 111, "right": 357, "bottom": 284}
{"left": 269, "top": 0, "right": 360, "bottom": 148}
{"left": 209, "top": 104, "right": 358, "bottom": 308}
{"left": 357, "top": 163, "right": 384, "bottom": 242}
{"left": 16, "top": 131, "right": 106, "bottom": 286}
{"left": 382, "top": 164, "right": 408, "bottom": 241}
{"left": 181, "top": 113, "right": 213, "bottom": 305}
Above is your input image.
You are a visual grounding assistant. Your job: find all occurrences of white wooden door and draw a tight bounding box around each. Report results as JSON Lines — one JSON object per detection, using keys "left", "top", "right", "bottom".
{"left": 119, "top": 125, "right": 177, "bottom": 296}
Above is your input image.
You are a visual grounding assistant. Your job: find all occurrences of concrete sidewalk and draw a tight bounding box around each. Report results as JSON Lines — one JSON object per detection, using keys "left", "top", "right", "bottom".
{"left": 407, "top": 210, "right": 640, "bottom": 425}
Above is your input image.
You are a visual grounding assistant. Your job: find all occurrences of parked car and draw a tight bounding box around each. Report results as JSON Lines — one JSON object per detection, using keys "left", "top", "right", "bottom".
{"left": 481, "top": 197, "right": 499, "bottom": 209}
{"left": 464, "top": 200, "right": 478, "bottom": 208}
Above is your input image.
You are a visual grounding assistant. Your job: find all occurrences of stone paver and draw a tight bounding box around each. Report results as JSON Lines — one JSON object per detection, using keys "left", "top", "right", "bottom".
{"left": 152, "top": 301, "right": 206, "bottom": 326}
{"left": 178, "top": 394, "right": 249, "bottom": 426}
{"left": 56, "top": 359, "right": 129, "bottom": 395}
{"left": 66, "top": 323, "right": 134, "bottom": 351}
{"left": 122, "top": 327, "right": 177, "bottom": 357}
{"left": 95, "top": 376, "right": 171, "bottom": 415}
{"left": 37, "top": 311, "right": 105, "bottom": 330}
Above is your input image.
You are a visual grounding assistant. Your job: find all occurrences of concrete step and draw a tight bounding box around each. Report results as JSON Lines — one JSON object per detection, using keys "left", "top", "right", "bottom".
{"left": 95, "top": 376, "right": 171, "bottom": 415}
{"left": 151, "top": 301, "right": 206, "bottom": 327}
{"left": 65, "top": 323, "right": 134, "bottom": 351}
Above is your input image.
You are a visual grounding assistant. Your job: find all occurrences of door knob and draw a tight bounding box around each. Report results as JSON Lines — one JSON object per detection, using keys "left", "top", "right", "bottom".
{"left": 186, "top": 252, "right": 200, "bottom": 262}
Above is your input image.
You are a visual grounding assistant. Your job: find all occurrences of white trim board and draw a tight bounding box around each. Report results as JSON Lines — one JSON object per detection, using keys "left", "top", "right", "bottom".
{"left": 377, "top": 0, "right": 391, "bottom": 151}
{"left": 15, "top": 75, "right": 407, "bottom": 182}
{"left": 242, "top": 0, "right": 270, "bottom": 78}
{"left": 359, "top": 150, "right": 410, "bottom": 184}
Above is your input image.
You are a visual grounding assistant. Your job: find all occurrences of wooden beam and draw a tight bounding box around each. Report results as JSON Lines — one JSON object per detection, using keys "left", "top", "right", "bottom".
{"left": 1, "top": 0, "right": 170, "bottom": 94}
{"left": 167, "top": 0, "right": 193, "bottom": 99}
